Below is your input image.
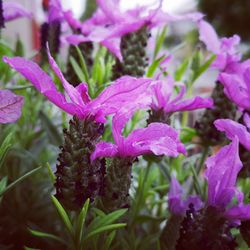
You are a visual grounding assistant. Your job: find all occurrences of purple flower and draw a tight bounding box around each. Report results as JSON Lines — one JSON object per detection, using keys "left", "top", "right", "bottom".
{"left": 198, "top": 20, "right": 241, "bottom": 73}
{"left": 2, "top": 2, "right": 32, "bottom": 23}
{"left": 150, "top": 76, "right": 213, "bottom": 113}
{"left": 91, "top": 107, "right": 186, "bottom": 161}
{"left": 0, "top": 89, "right": 23, "bottom": 124}
{"left": 168, "top": 177, "right": 203, "bottom": 215}
{"left": 218, "top": 60, "right": 250, "bottom": 111}
{"left": 3, "top": 46, "right": 155, "bottom": 123}
{"left": 65, "top": 0, "right": 203, "bottom": 60}
{"left": 169, "top": 137, "right": 250, "bottom": 221}
{"left": 214, "top": 116, "right": 250, "bottom": 151}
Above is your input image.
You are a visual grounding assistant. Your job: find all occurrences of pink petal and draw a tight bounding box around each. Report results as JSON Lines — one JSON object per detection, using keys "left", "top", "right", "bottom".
{"left": 124, "top": 122, "right": 186, "bottom": 157}
{"left": 3, "top": 2, "right": 32, "bottom": 21}
{"left": 198, "top": 20, "right": 220, "bottom": 53}
{"left": 214, "top": 119, "right": 250, "bottom": 151}
{"left": 219, "top": 73, "right": 250, "bottom": 110}
{"left": 3, "top": 56, "right": 82, "bottom": 116}
{"left": 205, "top": 138, "right": 242, "bottom": 208}
{"left": 91, "top": 141, "right": 118, "bottom": 161}
{"left": 86, "top": 76, "right": 154, "bottom": 122}
{"left": 166, "top": 97, "right": 213, "bottom": 113}
{"left": 46, "top": 45, "right": 85, "bottom": 107}
{"left": 63, "top": 10, "right": 82, "bottom": 30}
{"left": 0, "top": 90, "right": 24, "bottom": 123}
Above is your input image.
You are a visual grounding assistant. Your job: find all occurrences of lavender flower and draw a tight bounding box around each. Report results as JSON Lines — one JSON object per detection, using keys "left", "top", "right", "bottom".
{"left": 148, "top": 76, "right": 213, "bottom": 123}
{"left": 91, "top": 107, "right": 185, "bottom": 211}
{"left": 198, "top": 20, "right": 241, "bottom": 73}
{"left": 65, "top": 0, "right": 203, "bottom": 60}
{"left": 91, "top": 107, "right": 186, "bottom": 161}
{"left": 167, "top": 138, "right": 250, "bottom": 249}
{"left": 218, "top": 60, "right": 250, "bottom": 111}
{"left": 3, "top": 46, "right": 154, "bottom": 123}
{"left": 0, "top": 89, "right": 23, "bottom": 123}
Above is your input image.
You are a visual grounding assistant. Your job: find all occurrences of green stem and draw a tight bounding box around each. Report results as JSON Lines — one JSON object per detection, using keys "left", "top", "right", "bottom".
{"left": 131, "top": 162, "right": 151, "bottom": 225}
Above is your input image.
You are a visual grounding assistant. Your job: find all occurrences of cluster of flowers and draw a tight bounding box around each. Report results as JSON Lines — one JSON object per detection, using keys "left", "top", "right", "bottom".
{"left": 1, "top": 0, "right": 250, "bottom": 248}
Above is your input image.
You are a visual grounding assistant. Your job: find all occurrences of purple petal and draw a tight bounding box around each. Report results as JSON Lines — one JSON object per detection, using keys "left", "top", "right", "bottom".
{"left": 198, "top": 20, "right": 220, "bottom": 53}
{"left": 48, "top": 0, "right": 63, "bottom": 23}
{"left": 205, "top": 138, "right": 242, "bottom": 208}
{"left": 123, "top": 122, "right": 186, "bottom": 157}
{"left": 46, "top": 45, "right": 86, "bottom": 107}
{"left": 63, "top": 10, "right": 82, "bottom": 30}
{"left": 0, "top": 90, "right": 23, "bottom": 123}
{"left": 214, "top": 119, "right": 250, "bottom": 151}
{"left": 91, "top": 141, "right": 118, "bottom": 161}
{"left": 219, "top": 73, "right": 250, "bottom": 110}
{"left": 225, "top": 205, "right": 250, "bottom": 221}
{"left": 166, "top": 96, "right": 213, "bottom": 113}
{"left": 3, "top": 56, "right": 82, "bottom": 116}
{"left": 86, "top": 76, "right": 154, "bottom": 122}
{"left": 3, "top": 2, "right": 32, "bottom": 21}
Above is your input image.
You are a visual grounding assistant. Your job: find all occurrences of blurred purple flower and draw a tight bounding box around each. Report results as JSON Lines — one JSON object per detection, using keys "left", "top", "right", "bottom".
{"left": 3, "top": 2, "right": 32, "bottom": 22}
{"left": 3, "top": 46, "right": 155, "bottom": 123}
{"left": 218, "top": 60, "right": 250, "bottom": 111}
{"left": 198, "top": 20, "right": 241, "bottom": 73}
{"left": 214, "top": 116, "right": 250, "bottom": 151}
{"left": 0, "top": 89, "right": 23, "bottom": 123}
{"left": 65, "top": 0, "right": 203, "bottom": 60}
{"left": 169, "top": 138, "right": 250, "bottom": 221}
{"left": 91, "top": 107, "right": 186, "bottom": 161}
{"left": 151, "top": 76, "right": 213, "bottom": 114}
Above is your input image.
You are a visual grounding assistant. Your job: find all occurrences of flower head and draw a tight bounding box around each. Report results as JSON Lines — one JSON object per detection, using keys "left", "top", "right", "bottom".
{"left": 0, "top": 89, "right": 23, "bottom": 124}
{"left": 91, "top": 107, "right": 186, "bottom": 161}
{"left": 3, "top": 46, "right": 155, "bottom": 123}
{"left": 150, "top": 76, "right": 213, "bottom": 114}
{"left": 218, "top": 60, "right": 250, "bottom": 111}
{"left": 65, "top": 0, "right": 203, "bottom": 60}
{"left": 198, "top": 20, "right": 241, "bottom": 73}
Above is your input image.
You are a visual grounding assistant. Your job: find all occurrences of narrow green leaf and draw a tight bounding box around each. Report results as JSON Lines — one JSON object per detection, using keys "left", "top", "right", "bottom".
{"left": 39, "top": 111, "right": 62, "bottom": 146}
{"left": 92, "top": 207, "right": 106, "bottom": 217}
{"left": 174, "top": 58, "right": 189, "bottom": 81}
{"left": 7, "top": 84, "right": 33, "bottom": 90}
{"left": 192, "top": 54, "right": 216, "bottom": 82}
{"left": 87, "top": 209, "right": 127, "bottom": 233}
{"left": 85, "top": 223, "right": 126, "bottom": 240}
{"left": 51, "top": 195, "right": 74, "bottom": 235}
{"left": 103, "top": 231, "right": 116, "bottom": 250}
{"left": 74, "top": 45, "right": 89, "bottom": 82}
{"left": 146, "top": 55, "right": 166, "bottom": 77}
{"left": 69, "top": 56, "right": 86, "bottom": 82}
{"left": 0, "top": 132, "right": 13, "bottom": 170}
{"left": 153, "top": 26, "right": 167, "bottom": 59}
{"left": 0, "top": 177, "right": 7, "bottom": 202}
{"left": 0, "top": 166, "right": 43, "bottom": 196}
{"left": 46, "top": 162, "right": 56, "bottom": 183}
{"left": 24, "top": 247, "right": 41, "bottom": 250}
{"left": 180, "top": 127, "right": 197, "bottom": 143}
{"left": 29, "top": 229, "right": 66, "bottom": 244}
{"left": 76, "top": 199, "right": 90, "bottom": 246}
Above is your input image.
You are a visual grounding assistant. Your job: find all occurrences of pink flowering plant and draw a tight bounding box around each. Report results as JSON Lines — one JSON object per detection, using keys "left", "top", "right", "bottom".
{"left": 1, "top": 0, "right": 250, "bottom": 249}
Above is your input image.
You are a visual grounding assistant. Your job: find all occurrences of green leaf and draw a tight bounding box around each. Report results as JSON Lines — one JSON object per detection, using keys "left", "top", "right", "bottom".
{"left": 153, "top": 26, "right": 167, "bottom": 60}
{"left": 39, "top": 111, "right": 62, "bottom": 146}
{"left": 85, "top": 223, "right": 126, "bottom": 240}
{"left": 51, "top": 195, "right": 74, "bottom": 235}
{"left": 146, "top": 55, "right": 166, "bottom": 77}
{"left": 29, "top": 229, "right": 66, "bottom": 244}
{"left": 0, "top": 132, "right": 14, "bottom": 170}
{"left": 0, "top": 166, "right": 43, "bottom": 196}
{"left": 192, "top": 54, "right": 216, "bottom": 82}
{"left": 24, "top": 247, "right": 41, "bottom": 250}
{"left": 0, "top": 41, "right": 14, "bottom": 82}
{"left": 46, "top": 162, "right": 56, "bottom": 183}
{"left": 74, "top": 45, "right": 89, "bottom": 83}
{"left": 103, "top": 231, "right": 116, "bottom": 250}
{"left": 180, "top": 127, "right": 197, "bottom": 143}
{"left": 87, "top": 209, "right": 127, "bottom": 234}
{"left": 15, "top": 36, "right": 25, "bottom": 56}
{"left": 0, "top": 177, "right": 7, "bottom": 202}
{"left": 174, "top": 58, "right": 189, "bottom": 81}
{"left": 76, "top": 199, "right": 90, "bottom": 247}
{"left": 69, "top": 56, "right": 86, "bottom": 82}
